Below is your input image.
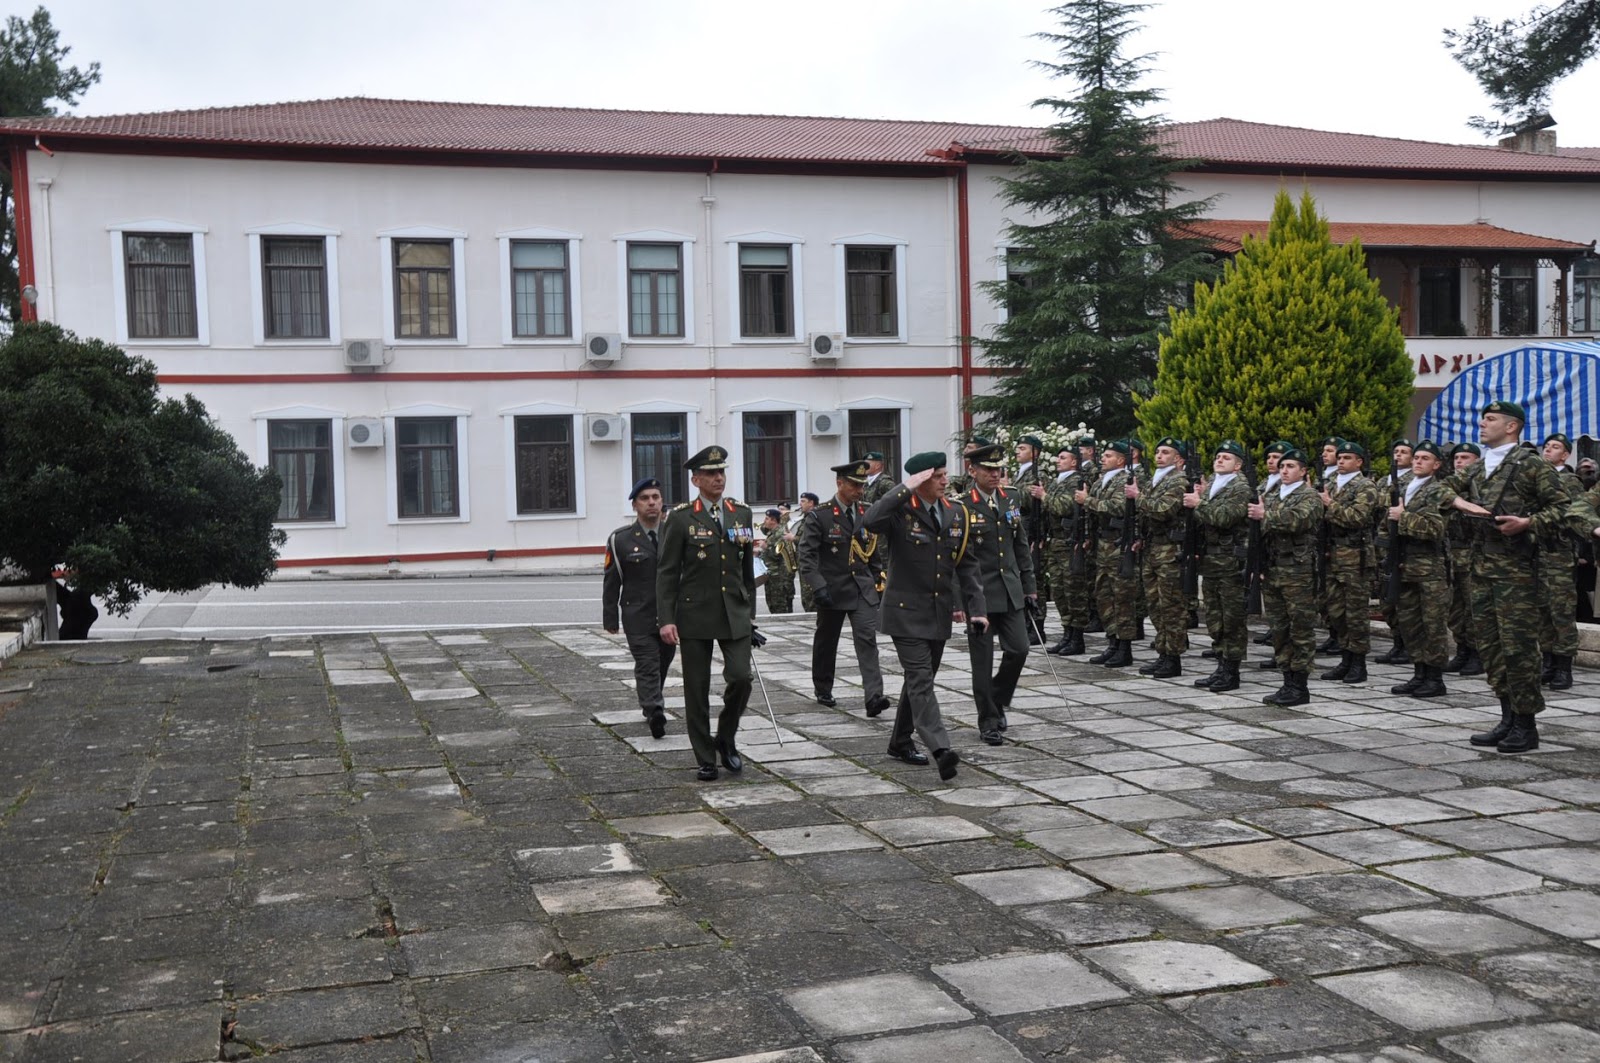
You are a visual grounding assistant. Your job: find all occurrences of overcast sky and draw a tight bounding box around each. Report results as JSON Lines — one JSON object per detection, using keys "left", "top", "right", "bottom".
{"left": 34, "top": 0, "right": 1600, "bottom": 147}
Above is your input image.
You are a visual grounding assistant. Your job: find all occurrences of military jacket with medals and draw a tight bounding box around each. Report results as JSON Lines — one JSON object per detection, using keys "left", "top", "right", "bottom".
{"left": 798, "top": 496, "right": 885, "bottom": 611}
{"left": 957, "top": 485, "right": 1036, "bottom": 614}
{"left": 602, "top": 519, "right": 665, "bottom": 637}
{"left": 863, "top": 483, "right": 986, "bottom": 640}
{"left": 656, "top": 494, "right": 757, "bottom": 640}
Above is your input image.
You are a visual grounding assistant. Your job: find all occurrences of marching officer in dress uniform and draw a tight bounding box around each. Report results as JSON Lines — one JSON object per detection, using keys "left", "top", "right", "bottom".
{"left": 603, "top": 477, "right": 675, "bottom": 739}
{"left": 1387, "top": 441, "right": 1451, "bottom": 698}
{"left": 1443, "top": 443, "right": 1484, "bottom": 676}
{"left": 863, "top": 451, "right": 987, "bottom": 779}
{"left": 1013, "top": 435, "right": 1050, "bottom": 646}
{"left": 1079, "top": 439, "right": 1138, "bottom": 667}
{"left": 761, "top": 508, "right": 797, "bottom": 614}
{"left": 1318, "top": 440, "right": 1381, "bottom": 684}
{"left": 1537, "top": 432, "right": 1587, "bottom": 690}
{"left": 861, "top": 451, "right": 897, "bottom": 506}
{"left": 1187, "top": 441, "right": 1252, "bottom": 691}
{"left": 957, "top": 442, "right": 1037, "bottom": 745}
{"left": 1043, "top": 446, "right": 1090, "bottom": 656}
{"left": 1129, "top": 436, "right": 1189, "bottom": 677}
{"left": 656, "top": 445, "right": 758, "bottom": 781}
{"left": 799, "top": 458, "right": 890, "bottom": 717}
{"left": 1251, "top": 448, "right": 1323, "bottom": 706}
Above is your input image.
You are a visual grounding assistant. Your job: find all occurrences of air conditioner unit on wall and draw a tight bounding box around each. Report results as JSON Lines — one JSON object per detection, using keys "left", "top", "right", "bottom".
{"left": 347, "top": 418, "right": 385, "bottom": 448}
{"left": 586, "top": 414, "right": 625, "bottom": 442}
{"left": 809, "top": 332, "right": 845, "bottom": 361}
{"left": 344, "top": 339, "right": 384, "bottom": 370}
{"left": 809, "top": 411, "right": 845, "bottom": 437}
{"left": 584, "top": 333, "right": 623, "bottom": 363}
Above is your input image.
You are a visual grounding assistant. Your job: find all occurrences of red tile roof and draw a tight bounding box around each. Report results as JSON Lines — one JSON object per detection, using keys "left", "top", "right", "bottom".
{"left": 4, "top": 99, "right": 1600, "bottom": 178}
{"left": 1187, "top": 219, "right": 1594, "bottom": 254}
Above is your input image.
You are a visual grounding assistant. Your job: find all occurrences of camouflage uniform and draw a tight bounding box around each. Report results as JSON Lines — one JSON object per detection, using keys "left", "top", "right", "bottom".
{"left": 1261, "top": 481, "right": 1322, "bottom": 673}
{"left": 1445, "top": 497, "right": 1476, "bottom": 657}
{"left": 1537, "top": 466, "right": 1587, "bottom": 659}
{"left": 1043, "top": 470, "right": 1092, "bottom": 630}
{"left": 1394, "top": 476, "right": 1451, "bottom": 667}
{"left": 862, "top": 474, "right": 897, "bottom": 507}
{"left": 1138, "top": 465, "right": 1190, "bottom": 658}
{"left": 1194, "top": 473, "right": 1253, "bottom": 662}
{"left": 1378, "top": 466, "right": 1416, "bottom": 642}
{"left": 1087, "top": 467, "right": 1138, "bottom": 640}
{"left": 763, "top": 525, "right": 795, "bottom": 614}
{"left": 1013, "top": 460, "right": 1049, "bottom": 628}
{"left": 1321, "top": 473, "right": 1381, "bottom": 654}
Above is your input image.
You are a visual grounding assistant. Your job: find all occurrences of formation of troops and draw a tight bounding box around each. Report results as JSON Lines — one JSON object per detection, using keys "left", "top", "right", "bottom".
{"left": 603, "top": 400, "right": 1600, "bottom": 781}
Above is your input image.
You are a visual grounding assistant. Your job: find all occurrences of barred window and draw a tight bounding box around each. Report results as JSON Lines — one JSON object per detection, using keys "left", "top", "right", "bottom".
{"left": 1575, "top": 259, "right": 1599, "bottom": 333}
{"left": 631, "top": 412, "right": 688, "bottom": 506}
{"left": 124, "top": 233, "right": 197, "bottom": 339}
{"left": 514, "top": 415, "right": 575, "bottom": 513}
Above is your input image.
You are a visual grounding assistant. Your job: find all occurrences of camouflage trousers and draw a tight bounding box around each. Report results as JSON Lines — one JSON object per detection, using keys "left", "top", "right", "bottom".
{"left": 1264, "top": 563, "right": 1317, "bottom": 673}
{"left": 1094, "top": 541, "right": 1139, "bottom": 639}
{"left": 1538, "top": 546, "right": 1578, "bottom": 656}
{"left": 799, "top": 578, "right": 816, "bottom": 613}
{"left": 1141, "top": 542, "right": 1188, "bottom": 656}
{"left": 1447, "top": 547, "right": 1474, "bottom": 649}
{"left": 1396, "top": 572, "right": 1448, "bottom": 667}
{"left": 1470, "top": 551, "right": 1545, "bottom": 716}
{"left": 1200, "top": 553, "right": 1246, "bottom": 662}
{"left": 1321, "top": 551, "right": 1372, "bottom": 653}
{"left": 764, "top": 566, "right": 794, "bottom": 614}
{"left": 1045, "top": 540, "right": 1092, "bottom": 629}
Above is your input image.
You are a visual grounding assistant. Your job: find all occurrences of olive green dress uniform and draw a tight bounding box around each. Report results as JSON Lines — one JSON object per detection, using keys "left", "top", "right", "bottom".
{"left": 1537, "top": 460, "right": 1587, "bottom": 680}
{"left": 1043, "top": 468, "right": 1091, "bottom": 644}
{"left": 763, "top": 523, "right": 796, "bottom": 614}
{"left": 1193, "top": 464, "right": 1253, "bottom": 667}
{"left": 1321, "top": 461, "right": 1381, "bottom": 661}
{"left": 657, "top": 452, "right": 758, "bottom": 775}
{"left": 602, "top": 516, "right": 675, "bottom": 722}
{"left": 863, "top": 464, "right": 986, "bottom": 770}
{"left": 798, "top": 479, "right": 888, "bottom": 714}
{"left": 956, "top": 464, "right": 1036, "bottom": 740}
{"left": 1137, "top": 456, "right": 1191, "bottom": 669}
{"left": 1087, "top": 463, "right": 1138, "bottom": 648}
{"left": 1260, "top": 475, "right": 1323, "bottom": 692}
{"left": 1392, "top": 470, "right": 1452, "bottom": 686}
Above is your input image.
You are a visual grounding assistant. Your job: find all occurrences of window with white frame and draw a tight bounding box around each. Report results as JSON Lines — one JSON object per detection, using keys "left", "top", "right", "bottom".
{"left": 513, "top": 415, "right": 576, "bottom": 514}
{"left": 124, "top": 233, "right": 198, "bottom": 339}
{"left": 743, "top": 411, "right": 798, "bottom": 505}
{"left": 848, "top": 409, "right": 903, "bottom": 476}
{"left": 268, "top": 419, "right": 335, "bottom": 522}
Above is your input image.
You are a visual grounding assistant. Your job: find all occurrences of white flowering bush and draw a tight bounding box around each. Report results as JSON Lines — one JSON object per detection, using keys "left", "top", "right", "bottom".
{"left": 983, "top": 422, "right": 1098, "bottom": 473}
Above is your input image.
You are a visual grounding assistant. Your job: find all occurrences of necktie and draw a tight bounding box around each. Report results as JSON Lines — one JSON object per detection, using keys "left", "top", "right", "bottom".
{"left": 841, "top": 506, "right": 854, "bottom": 535}
{"left": 648, "top": 530, "right": 658, "bottom": 549}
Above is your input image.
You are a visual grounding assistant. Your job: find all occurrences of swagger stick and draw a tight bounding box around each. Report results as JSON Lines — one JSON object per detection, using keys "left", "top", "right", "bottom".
{"left": 748, "top": 652, "right": 784, "bottom": 746}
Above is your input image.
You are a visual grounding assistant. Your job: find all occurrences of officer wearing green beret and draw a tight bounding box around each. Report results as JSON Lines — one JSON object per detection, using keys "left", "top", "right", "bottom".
{"left": 1187, "top": 440, "right": 1253, "bottom": 690}
{"left": 1318, "top": 440, "right": 1381, "bottom": 684}
{"left": 1250, "top": 448, "right": 1323, "bottom": 705}
{"left": 799, "top": 459, "right": 889, "bottom": 718}
{"left": 1443, "top": 443, "right": 1484, "bottom": 676}
{"left": 1386, "top": 441, "right": 1451, "bottom": 697}
{"left": 656, "top": 445, "right": 758, "bottom": 781}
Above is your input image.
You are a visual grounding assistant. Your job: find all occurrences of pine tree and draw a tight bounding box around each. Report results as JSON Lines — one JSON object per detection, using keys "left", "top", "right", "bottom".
{"left": 1135, "top": 190, "right": 1412, "bottom": 461}
{"left": 1445, "top": 1, "right": 1600, "bottom": 135}
{"left": 971, "top": 0, "right": 1216, "bottom": 439}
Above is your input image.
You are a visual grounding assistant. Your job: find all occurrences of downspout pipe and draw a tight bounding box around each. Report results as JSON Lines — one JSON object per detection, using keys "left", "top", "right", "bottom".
{"left": 9, "top": 140, "right": 37, "bottom": 323}
{"left": 703, "top": 162, "right": 718, "bottom": 443}
{"left": 956, "top": 164, "right": 974, "bottom": 433}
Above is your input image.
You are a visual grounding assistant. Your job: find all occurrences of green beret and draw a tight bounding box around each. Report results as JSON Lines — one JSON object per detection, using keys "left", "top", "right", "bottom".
{"left": 904, "top": 451, "right": 947, "bottom": 474}
{"left": 1453, "top": 442, "right": 1482, "bottom": 458}
{"left": 1544, "top": 433, "right": 1573, "bottom": 451}
{"left": 970, "top": 436, "right": 993, "bottom": 447}
{"left": 863, "top": 451, "right": 885, "bottom": 462}
{"left": 1337, "top": 440, "right": 1367, "bottom": 459}
{"left": 1280, "top": 448, "right": 1310, "bottom": 466}
{"left": 1483, "top": 400, "right": 1526, "bottom": 422}
{"left": 1155, "top": 436, "right": 1184, "bottom": 453}
{"left": 1265, "top": 440, "right": 1292, "bottom": 456}
{"left": 1215, "top": 440, "right": 1246, "bottom": 459}
{"left": 1318, "top": 436, "right": 1342, "bottom": 449}
{"left": 1019, "top": 435, "right": 1044, "bottom": 451}
{"left": 1128, "top": 436, "right": 1145, "bottom": 451}
{"left": 1390, "top": 438, "right": 1413, "bottom": 451}
{"left": 967, "top": 443, "right": 1007, "bottom": 468}
{"left": 1106, "top": 439, "right": 1132, "bottom": 457}
{"left": 1414, "top": 440, "right": 1443, "bottom": 459}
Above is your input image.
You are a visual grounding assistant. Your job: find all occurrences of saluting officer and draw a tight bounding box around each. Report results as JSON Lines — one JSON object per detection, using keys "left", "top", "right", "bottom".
{"left": 957, "top": 442, "right": 1036, "bottom": 745}
{"left": 1079, "top": 439, "right": 1138, "bottom": 667}
{"left": 1250, "top": 447, "right": 1323, "bottom": 706}
{"left": 863, "top": 452, "right": 987, "bottom": 780}
{"left": 1043, "top": 446, "right": 1090, "bottom": 656}
{"left": 656, "top": 445, "right": 758, "bottom": 781}
{"left": 799, "top": 459, "right": 890, "bottom": 717}
{"left": 1443, "top": 443, "right": 1484, "bottom": 676}
{"left": 1387, "top": 441, "right": 1451, "bottom": 698}
{"left": 603, "top": 477, "right": 674, "bottom": 738}
{"left": 1187, "top": 441, "right": 1252, "bottom": 691}
{"left": 1129, "top": 436, "right": 1189, "bottom": 677}
{"left": 1319, "top": 441, "right": 1381, "bottom": 684}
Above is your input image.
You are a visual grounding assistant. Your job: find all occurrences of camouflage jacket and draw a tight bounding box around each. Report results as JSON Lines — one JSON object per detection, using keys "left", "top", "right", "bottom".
{"left": 1262, "top": 481, "right": 1322, "bottom": 570}
{"left": 1137, "top": 466, "right": 1189, "bottom": 552}
{"left": 1194, "top": 474, "right": 1252, "bottom": 552}
{"left": 1322, "top": 473, "right": 1380, "bottom": 569}
{"left": 1439, "top": 446, "right": 1600, "bottom": 565}
{"left": 1395, "top": 477, "right": 1449, "bottom": 582}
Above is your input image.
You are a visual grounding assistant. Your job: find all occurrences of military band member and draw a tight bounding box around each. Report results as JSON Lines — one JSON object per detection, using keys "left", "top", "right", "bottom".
{"left": 1443, "top": 443, "right": 1484, "bottom": 675}
{"left": 657, "top": 445, "right": 758, "bottom": 781}
{"left": 1013, "top": 435, "right": 1050, "bottom": 645}
{"left": 1537, "top": 432, "right": 1586, "bottom": 690}
{"left": 603, "top": 477, "right": 675, "bottom": 738}
{"left": 1187, "top": 441, "right": 1252, "bottom": 691}
{"left": 761, "top": 508, "right": 797, "bottom": 614}
{"left": 1318, "top": 441, "right": 1381, "bottom": 684}
{"left": 863, "top": 452, "right": 988, "bottom": 779}
{"left": 861, "top": 451, "right": 897, "bottom": 506}
{"left": 1079, "top": 439, "right": 1138, "bottom": 667}
{"left": 957, "top": 443, "right": 1037, "bottom": 744}
{"left": 1043, "top": 447, "right": 1090, "bottom": 656}
{"left": 1129, "top": 436, "right": 1189, "bottom": 677}
{"left": 1250, "top": 448, "right": 1322, "bottom": 706}
{"left": 799, "top": 459, "right": 890, "bottom": 717}
{"left": 1387, "top": 441, "right": 1451, "bottom": 697}
{"left": 796, "top": 493, "right": 820, "bottom": 611}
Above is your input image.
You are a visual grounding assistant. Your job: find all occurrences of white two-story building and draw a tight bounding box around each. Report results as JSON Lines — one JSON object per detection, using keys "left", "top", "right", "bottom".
{"left": 2, "top": 100, "right": 1595, "bottom": 573}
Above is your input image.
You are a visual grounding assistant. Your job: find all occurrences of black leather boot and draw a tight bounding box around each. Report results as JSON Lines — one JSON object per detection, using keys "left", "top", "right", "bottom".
{"left": 1210, "top": 658, "right": 1241, "bottom": 692}
{"left": 1548, "top": 655, "right": 1573, "bottom": 690}
{"left": 1139, "top": 653, "right": 1160, "bottom": 674}
{"left": 1201, "top": 647, "right": 1217, "bottom": 659}
{"left": 1195, "top": 660, "right": 1227, "bottom": 688}
{"left": 1497, "top": 713, "right": 1539, "bottom": 754}
{"left": 1341, "top": 654, "right": 1368, "bottom": 684}
{"left": 1188, "top": 609, "right": 1201, "bottom": 630}
{"left": 1264, "top": 669, "right": 1310, "bottom": 706}
{"left": 1134, "top": 620, "right": 1146, "bottom": 641}
{"left": 1540, "top": 651, "right": 1556, "bottom": 683}
{"left": 1252, "top": 630, "right": 1273, "bottom": 645}
{"left": 1470, "top": 698, "right": 1515, "bottom": 747}
{"left": 1316, "top": 634, "right": 1341, "bottom": 656}
{"left": 1258, "top": 656, "right": 1281, "bottom": 669}
{"left": 1088, "top": 638, "right": 1116, "bottom": 664}
{"left": 1103, "top": 639, "right": 1133, "bottom": 668}
{"left": 1459, "top": 647, "right": 1484, "bottom": 676}
{"left": 1391, "top": 663, "right": 1424, "bottom": 695}
{"left": 1062, "top": 628, "right": 1085, "bottom": 656}
{"left": 1442, "top": 644, "right": 1472, "bottom": 673}
{"left": 1374, "top": 636, "right": 1409, "bottom": 665}
{"left": 1047, "top": 637, "right": 1070, "bottom": 655}
{"left": 1150, "top": 654, "right": 1182, "bottom": 678}
{"left": 1319, "top": 651, "right": 1351, "bottom": 682}
{"left": 1411, "top": 664, "right": 1447, "bottom": 698}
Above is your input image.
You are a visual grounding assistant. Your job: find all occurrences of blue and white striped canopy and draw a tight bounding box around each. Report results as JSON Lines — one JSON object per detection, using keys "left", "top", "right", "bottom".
{"left": 1418, "top": 341, "right": 1600, "bottom": 446}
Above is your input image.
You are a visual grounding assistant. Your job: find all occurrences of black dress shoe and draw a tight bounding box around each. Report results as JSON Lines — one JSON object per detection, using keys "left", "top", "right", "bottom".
{"left": 716, "top": 735, "right": 743, "bottom": 773}
{"left": 815, "top": 693, "right": 838, "bottom": 707}
{"left": 649, "top": 711, "right": 667, "bottom": 739}
{"left": 980, "top": 728, "right": 1004, "bottom": 746}
{"left": 934, "top": 748, "right": 960, "bottom": 780}
{"left": 865, "top": 694, "right": 891, "bottom": 718}
{"left": 997, "top": 711, "right": 1009, "bottom": 732}
{"left": 887, "top": 743, "right": 929, "bottom": 765}
{"left": 696, "top": 763, "right": 719, "bottom": 781}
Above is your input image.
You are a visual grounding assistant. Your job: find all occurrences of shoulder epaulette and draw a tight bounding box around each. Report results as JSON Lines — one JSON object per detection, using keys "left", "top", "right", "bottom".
{"left": 672, "top": 502, "right": 691, "bottom": 512}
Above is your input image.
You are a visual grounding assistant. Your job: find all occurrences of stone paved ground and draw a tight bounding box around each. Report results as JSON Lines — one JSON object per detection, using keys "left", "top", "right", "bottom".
{"left": 2, "top": 620, "right": 1599, "bottom": 1063}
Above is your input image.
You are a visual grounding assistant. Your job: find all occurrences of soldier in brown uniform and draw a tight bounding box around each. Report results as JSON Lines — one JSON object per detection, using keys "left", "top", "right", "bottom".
{"left": 1443, "top": 444, "right": 1483, "bottom": 676}
{"left": 1318, "top": 441, "right": 1381, "bottom": 684}
{"left": 1387, "top": 441, "right": 1451, "bottom": 697}
{"left": 1129, "top": 437, "right": 1190, "bottom": 677}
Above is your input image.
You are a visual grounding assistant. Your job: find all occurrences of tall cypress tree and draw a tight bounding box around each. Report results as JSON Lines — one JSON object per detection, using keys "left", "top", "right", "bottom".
{"left": 1136, "top": 190, "right": 1412, "bottom": 456}
{"left": 971, "top": 0, "right": 1216, "bottom": 438}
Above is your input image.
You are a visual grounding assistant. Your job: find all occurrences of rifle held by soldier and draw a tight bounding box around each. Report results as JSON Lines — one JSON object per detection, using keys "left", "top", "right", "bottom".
{"left": 1243, "top": 448, "right": 1263, "bottom": 616}
{"left": 1384, "top": 461, "right": 1403, "bottom": 606}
